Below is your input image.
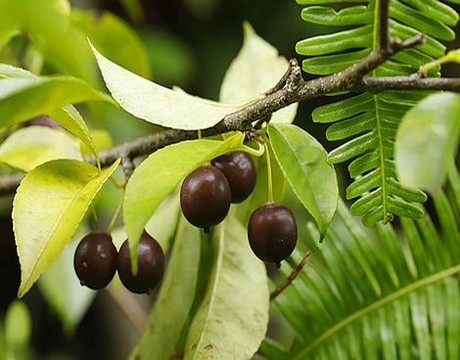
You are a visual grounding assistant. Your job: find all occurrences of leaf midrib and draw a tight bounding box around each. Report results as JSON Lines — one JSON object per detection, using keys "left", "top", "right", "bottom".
{"left": 189, "top": 224, "right": 225, "bottom": 359}
{"left": 295, "top": 263, "right": 460, "bottom": 358}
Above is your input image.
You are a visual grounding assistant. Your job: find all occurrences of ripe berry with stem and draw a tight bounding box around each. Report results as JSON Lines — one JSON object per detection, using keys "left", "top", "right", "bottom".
{"left": 248, "top": 203, "right": 297, "bottom": 267}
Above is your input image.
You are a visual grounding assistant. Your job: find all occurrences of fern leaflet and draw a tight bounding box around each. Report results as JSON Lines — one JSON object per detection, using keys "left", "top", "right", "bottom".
{"left": 295, "top": 0, "right": 458, "bottom": 225}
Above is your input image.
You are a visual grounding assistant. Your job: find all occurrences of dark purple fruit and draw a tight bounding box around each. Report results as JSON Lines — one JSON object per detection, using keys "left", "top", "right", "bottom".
{"left": 180, "top": 165, "right": 231, "bottom": 229}
{"left": 74, "top": 233, "right": 117, "bottom": 290}
{"left": 211, "top": 151, "right": 256, "bottom": 203}
{"left": 248, "top": 203, "right": 297, "bottom": 267}
{"left": 117, "top": 231, "right": 165, "bottom": 294}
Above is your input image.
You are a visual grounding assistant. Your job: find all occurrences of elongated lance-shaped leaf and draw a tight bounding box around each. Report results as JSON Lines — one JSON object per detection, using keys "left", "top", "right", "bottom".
{"left": 0, "top": 64, "right": 111, "bottom": 160}
{"left": 296, "top": 0, "right": 458, "bottom": 225}
{"left": 268, "top": 123, "right": 338, "bottom": 237}
{"left": 219, "top": 22, "right": 298, "bottom": 124}
{"left": 13, "top": 159, "right": 120, "bottom": 297}
{"left": 184, "top": 215, "right": 269, "bottom": 359}
{"left": 123, "top": 132, "right": 245, "bottom": 273}
{"left": 0, "top": 126, "right": 81, "bottom": 172}
{"left": 91, "top": 44, "right": 246, "bottom": 130}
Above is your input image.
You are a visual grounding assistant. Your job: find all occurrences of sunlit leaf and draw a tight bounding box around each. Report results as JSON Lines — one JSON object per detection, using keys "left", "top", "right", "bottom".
{"left": 13, "top": 159, "right": 120, "bottom": 297}
{"left": 0, "top": 75, "right": 113, "bottom": 129}
{"left": 219, "top": 22, "right": 298, "bottom": 124}
{"left": 123, "top": 133, "right": 245, "bottom": 270}
{"left": 268, "top": 123, "right": 338, "bottom": 236}
{"left": 395, "top": 92, "right": 460, "bottom": 194}
{"left": 0, "top": 126, "right": 81, "bottom": 172}
{"left": 91, "top": 44, "right": 246, "bottom": 130}
{"left": 184, "top": 215, "right": 269, "bottom": 359}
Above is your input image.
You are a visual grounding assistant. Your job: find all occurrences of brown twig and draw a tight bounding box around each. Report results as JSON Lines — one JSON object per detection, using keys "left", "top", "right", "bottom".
{"left": 270, "top": 252, "right": 312, "bottom": 301}
{"left": 0, "top": 33, "right": 458, "bottom": 196}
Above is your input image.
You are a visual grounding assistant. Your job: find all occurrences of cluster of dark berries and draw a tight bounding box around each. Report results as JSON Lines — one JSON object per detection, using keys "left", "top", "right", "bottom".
{"left": 180, "top": 151, "right": 297, "bottom": 267}
{"left": 73, "top": 230, "right": 164, "bottom": 294}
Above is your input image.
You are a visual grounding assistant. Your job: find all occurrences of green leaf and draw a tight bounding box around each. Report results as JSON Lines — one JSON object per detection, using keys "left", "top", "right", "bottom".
{"left": 0, "top": 0, "right": 95, "bottom": 81}
{"left": 219, "top": 22, "right": 298, "bottom": 124}
{"left": 13, "top": 158, "right": 120, "bottom": 297}
{"left": 131, "top": 216, "right": 201, "bottom": 359}
{"left": 184, "top": 215, "right": 269, "bottom": 359}
{"left": 91, "top": 44, "right": 245, "bottom": 130}
{"left": 0, "top": 75, "right": 113, "bottom": 129}
{"left": 145, "top": 189, "right": 181, "bottom": 251}
{"left": 395, "top": 92, "right": 460, "bottom": 194}
{"left": 123, "top": 132, "right": 245, "bottom": 271}
{"left": 38, "top": 228, "right": 96, "bottom": 334}
{"left": 0, "top": 66, "right": 111, "bottom": 160}
{"left": 268, "top": 123, "right": 338, "bottom": 236}
{"left": 0, "top": 126, "right": 81, "bottom": 172}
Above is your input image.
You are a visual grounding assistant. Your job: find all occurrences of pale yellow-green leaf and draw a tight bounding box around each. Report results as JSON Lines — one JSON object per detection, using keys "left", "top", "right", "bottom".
{"left": 0, "top": 126, "right": 81, "bottom": 172}
{"left": 219, "top": 22, "right": 298, "bottom": 124}
{"left": 13, "top": 159, "right": 120, "bottom": 297}
{"left": 80, "top": 128, "right": 113, "bottom": 155}
{"left": 91, "top": 44, "right": 246, "bottom": 130}
{"left": 184, "top": 215, "right": 269, "bottom": 359}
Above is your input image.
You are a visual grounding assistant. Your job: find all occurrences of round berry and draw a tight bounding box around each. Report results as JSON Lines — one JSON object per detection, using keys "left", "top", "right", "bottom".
{"left": 211, "top": 151, "right": 256, "bottom": 203}
{"left": 73, "top": 233, "right": 117, "bottom": 290}
{"left": 117, "top": 231, "right": 165, "bottom": 294}
{"left": 180, "top": 165, "right": 231, "bottom": 229}
{"left": 248, "top": 203, "right": 297, "bottom": 267}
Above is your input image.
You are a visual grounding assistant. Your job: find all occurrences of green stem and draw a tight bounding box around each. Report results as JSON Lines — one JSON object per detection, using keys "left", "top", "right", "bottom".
{"left": 106, "top": 192, "right": 124, "bottom": 234}
{"left": 264, "top": 140, "right": 274, "bottom": 203}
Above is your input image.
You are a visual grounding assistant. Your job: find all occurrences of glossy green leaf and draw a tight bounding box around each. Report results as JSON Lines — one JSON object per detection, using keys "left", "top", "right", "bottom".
{"left": 0, "top": 126, "right": 81, "bottom": 172}
{"left": 123, "top": 133, "right": 245, "bottom": 270}
{"left": 268, "top": 123, "right": 338, "bottom": 236}
{"left": 184, "top": 215, "right": 269, "bottom": 359}
{"left": 13, "top": 159, "right": 120, "bottom": 297}
{"left": 91, "top": 44, "right": 245, "bottom": 130}
{"left": 219, "top": 22, "right": 297, "bottom": 124}
{"left": 0, "top": 66, "right": 111, "bottom": 159}
{"left": 131, "top": 216, "right": 201, "bottom": 359}
{"left": 38, "top": 228, "right": 95, "bottom": 334}
{"left": 0, "top": 75, "right": 112, "bottom": 129}
{"left": 395, "top": 92, "right": 460, "bottom": 194}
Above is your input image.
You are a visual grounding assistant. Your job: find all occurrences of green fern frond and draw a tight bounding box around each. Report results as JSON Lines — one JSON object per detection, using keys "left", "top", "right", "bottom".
{"left": 295, "top": 0, "right": 458, "bottom": 225}
{"left": 261, "top": 169, "right": 460, "bottom": 359}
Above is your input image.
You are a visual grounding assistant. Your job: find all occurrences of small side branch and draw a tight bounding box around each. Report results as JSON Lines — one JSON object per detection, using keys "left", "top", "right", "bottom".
{"left": 270, "top": 252, "right": 312, "bottom": 301}
{"left": 361, "top": 76, "right": 460, "bottom": 92}
{"left": 0, "top": 33, "right": 458, "bottom": 196}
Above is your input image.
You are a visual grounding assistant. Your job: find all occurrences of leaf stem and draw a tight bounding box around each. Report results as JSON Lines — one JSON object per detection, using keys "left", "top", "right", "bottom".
{"left": 106, "top": 192, "right": 124, "bottom": 234}
{"left": 263, "top": 138, "right": 274, "bottom": 204}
